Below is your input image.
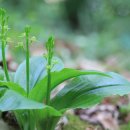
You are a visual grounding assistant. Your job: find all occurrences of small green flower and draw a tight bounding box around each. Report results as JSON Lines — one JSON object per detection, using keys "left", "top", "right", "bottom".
{"left": 30, "top": 36, "right": 37, "bottom": 43}
{"left": 19, "top": 33, "right": 26, "bottom": 38}
{"left": 51, "top": 59, "right": 58, "bottom": 68}
{"left": 6, "top": 37, "right": 12, "bottom": 43}
{"left": 4, "top": 25, "right": 10, "bottom": 31}
{"left": 15, "top": 42, "right": 24, "bottom": 49}
{"left": 45, "top": 36, "right": 54, "bottom": 62}
{"left": 25, "top": 25, "right": 31, "bottom": 34}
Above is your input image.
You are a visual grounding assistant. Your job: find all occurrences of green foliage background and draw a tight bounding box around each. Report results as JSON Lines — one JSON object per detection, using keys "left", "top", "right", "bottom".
{"left": 0, "top": 0, "right": 130, "bottom": 69}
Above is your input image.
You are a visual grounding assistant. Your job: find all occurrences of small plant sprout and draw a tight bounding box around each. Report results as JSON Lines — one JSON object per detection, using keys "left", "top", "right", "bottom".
{"left": 0, "top": 8, "right": 10, "bottom": 81}
{"left": 1, "top": 8, "right": 130, "bottom": 130}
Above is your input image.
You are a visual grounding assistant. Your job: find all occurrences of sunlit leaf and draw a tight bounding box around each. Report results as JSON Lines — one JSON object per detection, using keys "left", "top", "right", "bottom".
{"left": 14, "top": 56, "right": 64, "bottom": 92}
{"left": 0, "top": 81, "right": 26, "bottom": 96}
{"left": 30, "top": 68, "right": 109, "bottom": 102}
{"left": 0, "top": 90, "right": 44, "bottom": 111}
{"left": 51, "top": 72, "right": 130, "bottom": 110}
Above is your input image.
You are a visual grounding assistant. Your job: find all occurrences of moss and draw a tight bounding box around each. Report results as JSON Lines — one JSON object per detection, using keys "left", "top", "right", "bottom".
{"left": 120, "top": 123, "right": 130, "bottom": 130}
{"left": 63, "top": 114, "right": 87, "bottom": 130}
{"left": 63, "top": 114, "right": 101, "bottom": 130}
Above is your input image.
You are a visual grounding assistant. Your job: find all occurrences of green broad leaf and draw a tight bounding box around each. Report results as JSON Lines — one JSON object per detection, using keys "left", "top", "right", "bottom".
{"left": 0, "top": 81, "right": 26, "bottom": 96}
{"left": 14, "top": 56, "right": 64, "bottom": 92}
{"left": 34, "top": 108, "right": 61, "bottom": 120}
{"left": 34, "top": 110, "right": 61, "bottom": 130}
{"left": 29, "top": 68, "right": 109, "bottom": 102}
{"left": 51, "top": 72, "right": 130, "bottom": 110}
{"left": 0, "top": 86, "right": 7, "bottom": 97}
{"left": 0, "top": 90, "right": 44, "bottom": 111}
{"left": 14, "top": 107, "right": 61, "bottom": 130}
{"left": 0, "top": 90, "right": 61, "bottom": 113}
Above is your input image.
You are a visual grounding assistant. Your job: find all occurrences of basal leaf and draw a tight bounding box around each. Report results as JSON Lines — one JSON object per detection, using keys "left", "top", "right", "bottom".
{"left": 14, "top": 107, "right": 61, "bottom": 130}
{"left": 29, "top": 68, "right": 109, "bottom": 102}
{"left": 0, "top": 90, "right": 61, "bottom": 114}
{"left": 51, "top": 72, "right": 130, "bottom": 110}
{"left": 0, "top": 90, "right": 44, "bottom": 111}
{"left": 34, "top": 109, "right": 61, "bottom": 130}
{"left": 0, "top": 86, "right": 7, "bottom": 97}
{"left": 0, "top": 81, "right": 26, "bottom": 96}
{"left": 14, "top": 56, "right": 64, "bottom": 92}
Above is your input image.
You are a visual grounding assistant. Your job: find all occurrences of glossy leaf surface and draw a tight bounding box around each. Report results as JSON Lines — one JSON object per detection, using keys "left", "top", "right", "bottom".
{"left": 14, "top": 56, "right": 64, "bottom": 92}
{"left": 51, "top": 72, "right": 130, "bottom": 110}
{"left": 0, "top": 90, "right": 44, "bottom": 111}
{"left": 0, "top": 81, "right": 26, "bottom": 95}
{"left": 0, "top": 90, "right": 61, "bottom": 115}
{"left": 30, "top": 68, "right": 109, "bottom": 102}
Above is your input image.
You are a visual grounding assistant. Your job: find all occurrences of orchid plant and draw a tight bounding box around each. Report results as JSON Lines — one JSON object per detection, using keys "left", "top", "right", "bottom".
{"left": 0, "top": 8, "right": 130, "bottom": 130}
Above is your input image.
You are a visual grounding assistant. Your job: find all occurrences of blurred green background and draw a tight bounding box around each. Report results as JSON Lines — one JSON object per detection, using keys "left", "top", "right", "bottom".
{"left": 1, "top": 0, "right": 130, "bottom": 71}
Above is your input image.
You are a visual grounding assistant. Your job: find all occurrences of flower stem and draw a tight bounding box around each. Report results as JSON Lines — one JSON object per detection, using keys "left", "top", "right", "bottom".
{"left": 45, "top": 36, "right": 54, "bottom": 130}
{"left": 25, "top": 26, "right": 32, "bottom": 130}
{"left": 25, "top": 26, "right": 30, "bottom": 97}
{"left": 0, "top": 9, "right": 10, "bottom": 81}
{"left": 1, "top": 41, "right": 10, "bottom": 81}
{"left": 46, "top": 60, "right": 51, "bottom": 105}
{"left": 45, "top": 36, "right": 54, "bottom": 105}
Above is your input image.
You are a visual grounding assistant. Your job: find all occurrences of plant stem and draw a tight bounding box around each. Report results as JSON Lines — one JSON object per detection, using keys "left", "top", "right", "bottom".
{"left": 46, "top": 61, "right": 51, "bottom": 105}
{"left": 1, "top": 41, "right": 10, "bottom": 81}
{"left": 25, "top": 26, "right": 32, "bottom": 130}
{"left": 1, "top": 10, "right": 10, "bottom": 81}
{"left": 25, "top": 29, "right": 30, "bottom": 97}
{"left": 45, "top": 37, "right": 54, "bottom": 130}
{"left": 45, "top": 36, "right": 54, "bottom": 105}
